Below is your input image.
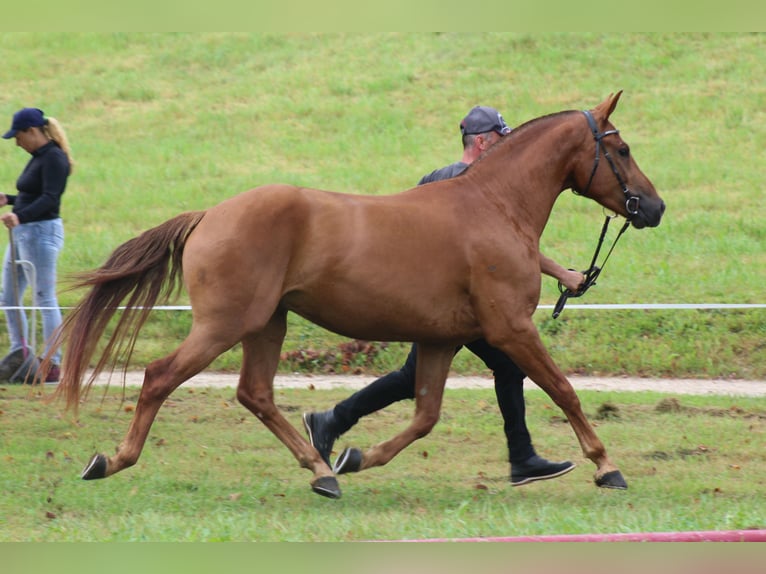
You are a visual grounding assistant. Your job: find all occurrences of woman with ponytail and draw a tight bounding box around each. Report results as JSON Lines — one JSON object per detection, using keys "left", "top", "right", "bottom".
{"left": 0, "top": 107, "right": 73, "bottom": 383}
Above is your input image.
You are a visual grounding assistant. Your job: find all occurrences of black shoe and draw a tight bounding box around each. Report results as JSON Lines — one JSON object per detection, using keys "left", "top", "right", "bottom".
{"left": 302, "top": 410, "right": 340, "bottom": 467}
{"left": 0, "top": 349, "right": 28, "bottom": 381}
{"left": 511, "top": 455, "right": 576, "bottom": 487}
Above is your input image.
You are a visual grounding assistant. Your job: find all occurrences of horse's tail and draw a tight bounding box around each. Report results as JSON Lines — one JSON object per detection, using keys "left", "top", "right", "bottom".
{"left": 52, "top": 210, "right": 206, "bottom": 412}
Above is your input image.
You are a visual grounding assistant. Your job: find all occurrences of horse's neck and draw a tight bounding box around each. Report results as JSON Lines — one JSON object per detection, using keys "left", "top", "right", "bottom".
{"left": 468, "top": 119, "right": 579, "bottom": 237}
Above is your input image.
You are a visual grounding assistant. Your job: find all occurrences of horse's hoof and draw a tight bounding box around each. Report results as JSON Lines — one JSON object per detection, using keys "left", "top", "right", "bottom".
{"left": 333, "top": 448, "right": 363, "bottom": 474}
{"left": 82, "top": 454, "right": 108, "bottom": 480}
{"left": 311, "top": 476, "right": 341, "bottom": 499}
{"left": 595, "top": 470, "right": 628, "bottom": 490}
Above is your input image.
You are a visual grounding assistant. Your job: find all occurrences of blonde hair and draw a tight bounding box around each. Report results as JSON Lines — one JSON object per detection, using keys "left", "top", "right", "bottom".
{"left": 42, "top": 116, "right": 75, "bottom": 175}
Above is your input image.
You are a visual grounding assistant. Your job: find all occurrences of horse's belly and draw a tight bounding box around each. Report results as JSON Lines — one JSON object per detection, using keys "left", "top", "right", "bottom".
{"left": 282, "top": 290, "right": 480, "bottom": 344}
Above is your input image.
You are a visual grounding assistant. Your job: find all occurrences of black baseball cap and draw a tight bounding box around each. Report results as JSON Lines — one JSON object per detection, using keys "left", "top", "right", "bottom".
{"left": 3, "top": 108, "right": 46, "bottom": 139}
{"left": 460, "top": 106, "right": 511, "bottom": 136}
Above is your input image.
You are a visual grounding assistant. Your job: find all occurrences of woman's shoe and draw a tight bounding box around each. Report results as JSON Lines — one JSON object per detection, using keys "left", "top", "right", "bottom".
{"left": 0, "top": 349, "right": 27, "bottom": 381}
{"left": 37, "top": 359, "right": 60, "bottom": 384}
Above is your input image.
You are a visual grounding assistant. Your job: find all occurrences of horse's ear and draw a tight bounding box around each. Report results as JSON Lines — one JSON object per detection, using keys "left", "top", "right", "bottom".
{"left": 593, "top": 90, "right": 623, "bottom": 121}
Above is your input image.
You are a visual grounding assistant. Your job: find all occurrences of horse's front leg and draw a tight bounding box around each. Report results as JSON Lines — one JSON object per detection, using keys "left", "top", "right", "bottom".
{"left": 334, "top": 343, "right": 454, "bottom": 474}
{"left": 488, "top": 320, "right": 627, "bottom": 489}
{"left": 235, "top": 314, "right": 341, "bottom": 499}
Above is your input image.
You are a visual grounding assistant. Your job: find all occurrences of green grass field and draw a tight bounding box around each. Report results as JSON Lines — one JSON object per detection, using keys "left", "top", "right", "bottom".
{"left": 0, "top": 33, "right": 764, "bottom": 378}
{"left": 1, "top": 384, "right": 764, "bottom": 541}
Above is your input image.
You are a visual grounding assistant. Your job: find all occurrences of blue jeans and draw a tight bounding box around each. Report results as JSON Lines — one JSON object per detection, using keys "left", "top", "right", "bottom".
{"left": 1, "top": 219, "right": 64, "bottom": 364}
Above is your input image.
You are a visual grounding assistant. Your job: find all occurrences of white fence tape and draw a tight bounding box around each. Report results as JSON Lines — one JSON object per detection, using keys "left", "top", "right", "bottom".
{"left": 537, "top": 303, "right": 766, "bottom": 310}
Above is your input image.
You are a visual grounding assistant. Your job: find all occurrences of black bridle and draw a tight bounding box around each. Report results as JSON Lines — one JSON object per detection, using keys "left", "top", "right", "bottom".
{"left": 552, "top": 110, "right": 640, "bottom": 319}
{"left": 577, "top": 110, "right": 641, "bottom": 215}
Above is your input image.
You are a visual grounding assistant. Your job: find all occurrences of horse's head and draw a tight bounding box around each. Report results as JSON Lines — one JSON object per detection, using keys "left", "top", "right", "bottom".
{"left": 572, "top": 91, "right": 665, "bottom": 229}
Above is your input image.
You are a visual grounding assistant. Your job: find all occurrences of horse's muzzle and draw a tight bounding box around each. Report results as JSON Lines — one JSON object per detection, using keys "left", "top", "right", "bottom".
{"left": 631, "top": 198, "right": 665, "bottom": 229}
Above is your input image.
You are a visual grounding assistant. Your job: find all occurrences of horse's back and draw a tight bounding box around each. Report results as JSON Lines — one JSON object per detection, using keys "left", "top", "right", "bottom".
{"left": 194, "top": 182, "right": 471, "bottom": 268}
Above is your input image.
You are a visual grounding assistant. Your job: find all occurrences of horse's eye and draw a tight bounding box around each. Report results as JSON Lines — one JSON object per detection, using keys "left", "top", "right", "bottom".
{"left": 618, "top": 146, "right": 630, "bottom": 158}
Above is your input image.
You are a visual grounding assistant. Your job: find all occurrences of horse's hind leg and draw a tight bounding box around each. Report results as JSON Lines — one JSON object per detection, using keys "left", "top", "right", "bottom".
{"left": 82, "top": 327, "right": 235, "bottom": 480}
{"left": 235, "top": 310, "right": 341, "bottom": 499}
{"left": 334, "top": 343, "right": 454, "bottom": 475}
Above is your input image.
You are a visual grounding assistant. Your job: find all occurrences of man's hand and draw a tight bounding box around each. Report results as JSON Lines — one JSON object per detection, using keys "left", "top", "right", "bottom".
{"left": 559, "top": 269, "right": 586, "bottom": 293}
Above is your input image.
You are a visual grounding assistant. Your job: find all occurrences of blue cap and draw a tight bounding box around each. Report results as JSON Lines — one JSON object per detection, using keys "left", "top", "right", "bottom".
{"left": 460, "top": 106, "right": 511, "bottom": 136}
{"left": 3, "top": 108, "right": 46, "bottom": 139}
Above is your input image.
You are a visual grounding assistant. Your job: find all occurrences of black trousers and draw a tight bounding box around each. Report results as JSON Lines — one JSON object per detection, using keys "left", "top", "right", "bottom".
{"left": 332, "top": 339, "right": 536, "bottom": 464}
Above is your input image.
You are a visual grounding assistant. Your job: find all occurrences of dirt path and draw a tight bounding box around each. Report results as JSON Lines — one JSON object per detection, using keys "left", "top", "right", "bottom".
{"left": 94, "top": 372, "right": 766, "bottom": 396}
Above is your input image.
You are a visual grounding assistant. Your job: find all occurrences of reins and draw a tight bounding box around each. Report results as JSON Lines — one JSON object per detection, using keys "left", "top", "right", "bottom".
{"left": 552, "top": 110, "right": 638, "bottom": 319}
{"left": 552, "top": 214, "right": 630, "bottom": 319}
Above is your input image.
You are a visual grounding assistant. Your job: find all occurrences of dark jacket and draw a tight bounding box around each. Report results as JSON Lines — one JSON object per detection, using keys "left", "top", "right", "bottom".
{"left": 7, "top": 141, "right": 69, "bottom": 223}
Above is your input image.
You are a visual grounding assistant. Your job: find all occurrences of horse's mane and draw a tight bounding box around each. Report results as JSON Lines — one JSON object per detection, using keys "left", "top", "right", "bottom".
{"left": 463, "top": 109, "right": 577, "bottom": 173}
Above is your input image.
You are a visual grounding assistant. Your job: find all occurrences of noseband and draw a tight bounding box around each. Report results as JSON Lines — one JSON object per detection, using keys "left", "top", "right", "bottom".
{"left": 552, "top": 111, "right": 641, "bottom": 319}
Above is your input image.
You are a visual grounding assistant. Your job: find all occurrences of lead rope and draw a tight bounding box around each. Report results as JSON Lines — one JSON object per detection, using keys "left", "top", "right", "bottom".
{"left": 552, "top": 214, "right": 631, "bottom": 319}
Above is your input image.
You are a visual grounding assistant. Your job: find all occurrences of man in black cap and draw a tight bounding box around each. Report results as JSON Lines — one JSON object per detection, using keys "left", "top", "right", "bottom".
{"left": 304, "top": 106, "right": 585, "bottom": 486}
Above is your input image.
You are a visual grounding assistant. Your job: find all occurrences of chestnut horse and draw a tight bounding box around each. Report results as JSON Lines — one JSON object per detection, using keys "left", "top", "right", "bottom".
{"left": 51, "top": 92, "right": 664, "bottom": 499}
